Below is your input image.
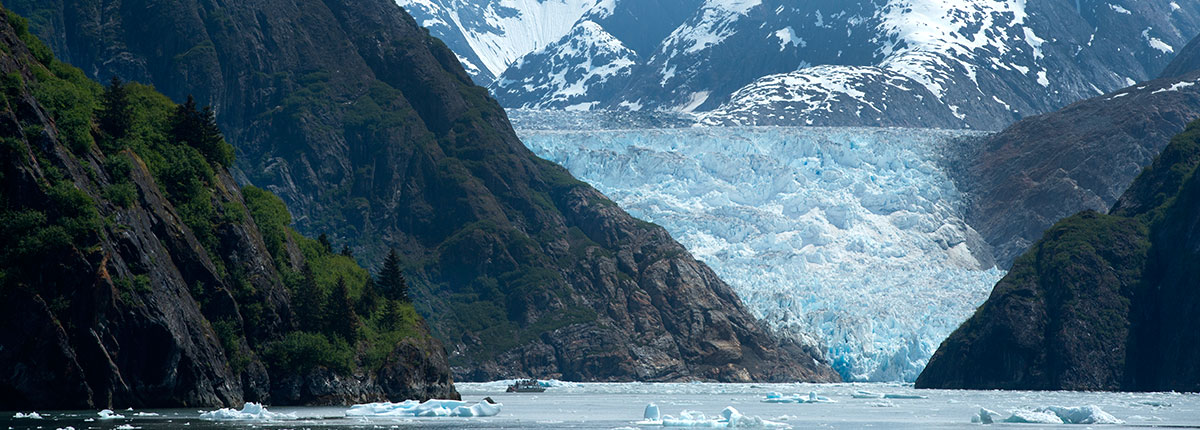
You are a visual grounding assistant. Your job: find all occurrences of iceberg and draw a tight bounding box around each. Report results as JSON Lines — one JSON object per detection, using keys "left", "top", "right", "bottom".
{"left": 13, "top": 412, "right": 43, "bottom": 419}
{"left": 645, "top": 403, "right": 662, "bottom": 420}
{"left": 761, "top": 391, "right": 835, "bottom": 403}
{"left": 516, "top": 124, "right": 1006, "bottom": 381}
{"left": 199, "top": 402, "right": 296, "bottom": 421}
{"left": 639, "top": 405, "right": 789, "bottom": 428}
{"left": 97, "top": 409, "right": 125, "bottom": 420}
{"left": 999, "top": 405, "right": 1123, "bottom": 424}
{"left": 346, "top": 399, "right": 502, "bottom": 417}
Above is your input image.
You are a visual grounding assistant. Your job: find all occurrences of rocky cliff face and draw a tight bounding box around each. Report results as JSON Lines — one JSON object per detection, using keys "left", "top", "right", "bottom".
{"left": 7, "top": 0, "right": 837, "bottom": 382}
{"left": 955, "top": 56, "right": 1200, "bottom": 268}
{"left": 0, "top": 8, "right": 456, "bottom": 408}
{"left": 917, "top": 121, "right": 1200, "bottom": 391}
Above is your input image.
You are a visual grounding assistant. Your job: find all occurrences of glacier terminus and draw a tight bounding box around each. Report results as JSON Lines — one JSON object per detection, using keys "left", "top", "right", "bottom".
{"left": 512, "top": 112, "right": 1006, "bottom": 381}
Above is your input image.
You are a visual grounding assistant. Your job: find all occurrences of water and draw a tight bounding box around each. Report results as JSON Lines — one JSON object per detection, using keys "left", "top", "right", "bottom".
{"left": 5, "top": 383, "right": 1198, "bottom": 429}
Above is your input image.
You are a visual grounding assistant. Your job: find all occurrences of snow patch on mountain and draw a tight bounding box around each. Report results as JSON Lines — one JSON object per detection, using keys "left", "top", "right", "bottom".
{"left": 395, "top": 0, "right": 595, "bottom": 79}
{"left": 660, "top": 0, "right": 763, "bottom": 55}
{"left": 513, "top": 120, "right": 1006, "bottom": 381}
{"left": 492, "top": 20, "right": 636, "bottom": 108}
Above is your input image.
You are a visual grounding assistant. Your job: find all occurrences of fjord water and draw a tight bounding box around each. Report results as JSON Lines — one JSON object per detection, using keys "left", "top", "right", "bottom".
{"left": 4, "top": 383, "right": 1198, "bottom": 429}
{"left": 510, "top": 112, "right": 1006, "bottom": 382}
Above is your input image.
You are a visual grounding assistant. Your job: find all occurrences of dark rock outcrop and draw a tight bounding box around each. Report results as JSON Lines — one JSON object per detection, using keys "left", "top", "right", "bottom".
{"left": 957, "top": 67, "right": 1200, "bottom": 268}
{"left": 0, "top": 8, "right": 456, "bottom": 408}
{"left": 918, "top": 121, "right": 1200, "bottom": 391}
{"left": 8, "top": 0, "right": 837, "bottom": 382}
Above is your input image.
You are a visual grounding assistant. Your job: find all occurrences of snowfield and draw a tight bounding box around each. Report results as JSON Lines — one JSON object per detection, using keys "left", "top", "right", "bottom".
{"left": 514, "top": 121, "right": 1006, "bottom": 381}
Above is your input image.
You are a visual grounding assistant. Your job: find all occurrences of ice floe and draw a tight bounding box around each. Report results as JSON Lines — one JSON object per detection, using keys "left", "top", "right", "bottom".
{"left": 198, "top": 402, "right": 296, "bottom": 421}
{"left": 97, "top": 409, "right": 125, "bottom": 420}
{"left": 346, "top": 399, "right": 502, "bottom": 417}
{"left": 638, "top": 405, "right": 789, "bottom": 428}
{"left": 762, "top": 392, "right": 836, "bottom": 404}
{"left": 12, "top": 412, "right": 43, "bottom": 419}
{"left": 991, "top": 405, "right": 1123, "bottom": 424}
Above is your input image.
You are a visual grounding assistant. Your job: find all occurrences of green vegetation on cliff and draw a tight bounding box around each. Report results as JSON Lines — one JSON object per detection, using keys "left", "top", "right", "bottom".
{"left": 917, "top": 119, "right": 1200, "bottom": 391}
{"left": 0, "top": 7, "right": 456, "bottom": 408}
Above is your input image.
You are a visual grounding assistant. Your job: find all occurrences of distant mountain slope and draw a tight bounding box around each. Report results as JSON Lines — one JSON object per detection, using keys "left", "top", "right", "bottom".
{"left": 485, "top": 0, "right": 1200, "bottom": 130}
{"left": 956, "top": 31, "right": 1200, "bottom": 267}
{"left": 8, "top": 0, "right": 837, "bottom": 382}
{"left": 395, "top": 0, "right": 597, "bottom": 84}
{"left": 0, "top": 7, "right": 456, "bottom": 408}
{"left": 917, "top": 121, "right": 1200, "bottom": 391}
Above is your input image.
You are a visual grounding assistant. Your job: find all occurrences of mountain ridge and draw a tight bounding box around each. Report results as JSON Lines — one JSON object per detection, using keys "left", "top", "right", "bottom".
{"left": 7, "top": 0, "right": 838, "bottom": 383}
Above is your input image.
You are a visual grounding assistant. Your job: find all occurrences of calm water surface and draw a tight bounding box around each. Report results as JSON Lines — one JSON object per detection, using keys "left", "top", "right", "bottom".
{"left": 4, "top": 382, "right": 1198, "bottom": 429}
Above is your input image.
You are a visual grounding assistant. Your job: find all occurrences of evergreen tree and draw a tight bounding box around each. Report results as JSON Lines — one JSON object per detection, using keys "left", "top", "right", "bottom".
{"left": 170, "top": 95, "right": 233, "bottom": 167}
{"left": 294, "top": 264, "right": 325, "bottom": 332}
{"left": 357, "top": 276, "right": 380, "bottom": 316}
{"left": 317, "top": 233, "right": 333, "bottom": 254}
{"left": 325, "top": 277, "right": 359, "bottom": 342}
{"left": 377, "top": 248, "right": 409, "bottom": 302}
{"left": 340, "top": 245, "right": 353, "bottom": 258}
{"left": 98, "top": 76, "right": 132, "bottom": 144}
{"left": 380, "top": 299, "right": 402, "bottom": 331}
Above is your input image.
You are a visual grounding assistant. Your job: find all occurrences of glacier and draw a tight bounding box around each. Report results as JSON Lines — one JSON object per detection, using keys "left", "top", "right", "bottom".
{"left": 513, "top": 119, "right": 1006, "bottom": 381}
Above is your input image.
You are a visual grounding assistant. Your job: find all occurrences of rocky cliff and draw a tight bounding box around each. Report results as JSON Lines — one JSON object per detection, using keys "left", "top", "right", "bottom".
{"left": 917, "top": 121, "right": 1200, "bottom": 391}
{"left": 5, "top": 0, "right": 837, "bottom": 382}
{"left": 0, "top": 7, "right": 456, "bottom": 409}
{"left": 954, "top": 33, "right": 1200, "bottom": 267}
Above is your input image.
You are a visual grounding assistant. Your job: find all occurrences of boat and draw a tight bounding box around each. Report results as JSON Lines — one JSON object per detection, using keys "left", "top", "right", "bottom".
{"left": 506, "top": 379, "right": 546, "bottom": 393}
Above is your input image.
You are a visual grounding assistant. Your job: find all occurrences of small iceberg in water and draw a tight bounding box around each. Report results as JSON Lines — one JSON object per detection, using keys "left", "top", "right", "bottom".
{"left": 638, "top": 404, "right": 789, "bottom": 428}
{"left": 97, "top": 409, "right": 126, "bottom": 420}
{"left": 762, "top": 391, "right": 836, "bottom": 404}
{"left": 983, "top": 405, "right": 1123, "bottom": 424}
{"left": 199, "top": 402, "right": 297, "bottom": 421}
{"left": 346, "top": 398, "right": 502, "bottom": 417}
{"left": 13, "top": 412, "right": 44, "bottom": 419}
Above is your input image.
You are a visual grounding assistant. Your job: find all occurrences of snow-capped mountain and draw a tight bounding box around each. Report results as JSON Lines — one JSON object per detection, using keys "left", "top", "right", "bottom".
{"left": 486, "top": 0, "right": 1200, "bottom": 129}
{"left": 512, "top": 113, "right": 1007, "bottom": 381}
{"left": 395, "top": 0, "right": 597, "bottom": 83}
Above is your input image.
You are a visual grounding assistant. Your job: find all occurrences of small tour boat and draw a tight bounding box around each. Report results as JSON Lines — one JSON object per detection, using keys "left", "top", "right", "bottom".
{"left": 506, "top": 379, "right": 546, "bottom": 393}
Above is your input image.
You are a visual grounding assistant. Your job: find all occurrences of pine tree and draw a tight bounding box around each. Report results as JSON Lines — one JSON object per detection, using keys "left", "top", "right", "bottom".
{"left": 340, "top": 245, "right": 353, "bottom": 258}
{"left": 317, "top": 233, "right": 333, "bottom": 254}
{"left": 293, "top": 264, "right": 325, "bottom": 332}
{"left": 98, "top": 76, "right": 132, "bottom": 144}
{"left": 380, "top": 299, "right": 402, "bottom": 331}
{"left": 325, "top": 277, "right": 359, "bottom": 342}
{"left": 170, "top": 95, "right": 233, "bottom": 167}
{"left": 357, "top": 276, "right": 380, "bottom": 316}
{"left": 377, "top": 249, "right": 409, "bottom": 302}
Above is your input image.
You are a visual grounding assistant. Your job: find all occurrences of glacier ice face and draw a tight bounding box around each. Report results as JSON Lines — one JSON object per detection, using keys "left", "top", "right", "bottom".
{"left": 514, "top": 122, "right": 1006, "bottom": 381}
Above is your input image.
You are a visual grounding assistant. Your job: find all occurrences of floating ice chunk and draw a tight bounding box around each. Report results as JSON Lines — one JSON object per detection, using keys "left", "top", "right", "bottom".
{"left": 995, "top": 405, "right": 1123, "bottom": 424}
{"left": 763, "top": 392, "right": 797, "bottom": 403}
{"left": 805, "top": 392, "right": 836, "bottom": 403}
{"left": 115, "top": 425, "right": 139, "bottom": 430}
{"left": 1042, "top": 405, "right": 1124, "bottom": 424}
{"left": 851, "top": 391, "right": 884, "bottom": 399}
{"left": 55, "top": 427, "right": 74, "bottom": 430}
{"left": 1003, "top": 410, "right": 1064, "bottom": 424}
{"left": 13, "top": 412, "right": 43, "bottom": 419}
{"left": 640, "top": 406, "right": 788, "bottom": 428}
{"left": 98, "top": 409, "right": 126, "bottom": 420}
{"left": 645, "top": 403, "right": 662, "bottom": 421}
{"left": 346, "top": 399, "right": 501, "bottom": 418}
{"left": 199, "top": 402, "right": 296, "bottom": 421}
{"left": 133, "top": 412, "right": 159, "bottom": 416}
{"left": 882, "top": 393, "right": 927, "bottom": 399}
{"left": 971, "top": 408, "right": 997, "bottom": 424}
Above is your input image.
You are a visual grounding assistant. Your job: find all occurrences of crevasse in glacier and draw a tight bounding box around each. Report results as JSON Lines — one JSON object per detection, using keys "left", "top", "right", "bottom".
{"left": 513, "top": 121, "right": 1006, "bottom": 382}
